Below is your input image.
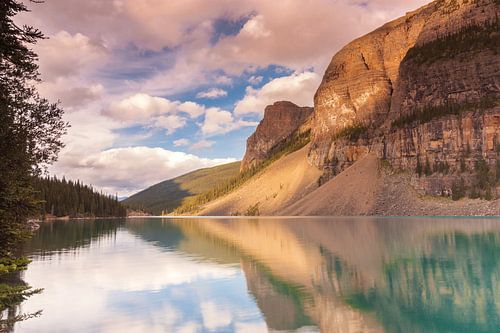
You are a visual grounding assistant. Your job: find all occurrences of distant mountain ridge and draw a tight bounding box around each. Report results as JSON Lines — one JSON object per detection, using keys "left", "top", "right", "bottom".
{"left": 123, "top": 162, "right": 240, "bottom": 215}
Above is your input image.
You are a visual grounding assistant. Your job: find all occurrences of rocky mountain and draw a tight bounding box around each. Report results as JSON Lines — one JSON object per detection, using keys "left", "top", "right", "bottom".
{"left": 308, "top": 0, "right": 499, "bottom": 198}
{"left": 240, "top": 101, "right": 313, "bottom": 171}
{"left": 157, "top": 0, "right": 499, "bottom": 217}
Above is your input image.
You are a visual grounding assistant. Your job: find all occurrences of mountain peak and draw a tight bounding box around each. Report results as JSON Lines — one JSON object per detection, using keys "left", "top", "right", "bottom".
{"left": 241, "top": 101, "right": 313, "bottom": 171}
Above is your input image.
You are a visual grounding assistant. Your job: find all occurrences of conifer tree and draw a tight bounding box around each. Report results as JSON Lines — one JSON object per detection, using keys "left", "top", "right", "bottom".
{"left": 0, "top": 0, "right": 67, "bottom": 256}
{"left": 32, "top": 176, "right": 127, "bottom": 218}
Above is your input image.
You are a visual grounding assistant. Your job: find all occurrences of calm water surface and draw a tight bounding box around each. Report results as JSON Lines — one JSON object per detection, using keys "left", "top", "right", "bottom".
{"left": 11, "top": 217, "right": 500, "bottom": 333}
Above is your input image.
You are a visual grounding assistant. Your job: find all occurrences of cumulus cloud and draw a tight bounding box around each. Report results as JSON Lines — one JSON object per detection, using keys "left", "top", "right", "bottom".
{"left": 201, "top": 108, "right": 258, "bottom": 136}
{"left": 189, "top": 140, "right": 215, "bottom": 151}
{"left": 52, "top": 146, "right": 236, "bottom": 195}
{"left": 248, "top": 75, "right": 263, "bottom": 86}
{"left": 105, "top": 94, "right": 206, "bottom": 127}
{"left": 36, "top": 31, "right": 107, "bottom": 82}
{"left": 177, "top": 102, "right": 205, "bottom": 118}
{"left": 105, "top": 93, "right": 178, "bottom": 123}
{"left": 240, "top": 15, "right": 271, "bottom": 38}
{"left": 196, "top": 88, "right": 228, "bottom": 99}
{"left": 33, "top": 31, "right": 107, "bottom": 111}
{"left": 51, "top": 107, "right": 235, "bottom": 195}
{"left": 153, "top": 115, "right": 188, "bottom": 135}
{"left": 234, "top": 71, "right": 321, "bottom": 116}
{"left": 21, "top": 0, "right": 430, "bottom": 95}
{"left": 120, "top": 0, "right": 250, "bottom": 50}
{"left": 22, "top": 0, "right": 429, "bottom": 52}
{"left": 173, "top": 139, "right": 191, "bottom": 147}
{"left": 206, "top": 0, "right": 430, "bottom": 73}
{"left": 38, "top": 82, "right": 104, "bottom": 109}
{"left": 59, "top": 109, "right": 120, "bottom": 157}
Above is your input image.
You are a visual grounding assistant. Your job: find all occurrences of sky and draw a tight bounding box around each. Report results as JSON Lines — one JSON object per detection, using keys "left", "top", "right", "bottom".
{"left": 16, "top": 0, "right": 430, "bottom": 197}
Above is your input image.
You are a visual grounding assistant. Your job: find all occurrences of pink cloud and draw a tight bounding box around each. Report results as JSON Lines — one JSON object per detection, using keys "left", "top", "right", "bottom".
{"left": 201, "top": 108, "right": 258, "bottom": 136}
{"left": 36, "top": 31, "right": 107, "bottom": 81}
{"left": 21, "top": 0, "right": 431, "bottom": 74}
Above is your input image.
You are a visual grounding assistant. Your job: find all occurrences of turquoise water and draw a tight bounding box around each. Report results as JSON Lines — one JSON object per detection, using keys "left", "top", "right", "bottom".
{"left": 11, "top": 217, "right": 500, "bottom": 332}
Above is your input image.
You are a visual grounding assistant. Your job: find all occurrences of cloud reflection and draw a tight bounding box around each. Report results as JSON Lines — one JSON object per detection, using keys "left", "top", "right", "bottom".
{"left": 17, "top": 228, "right": 266, "bottom": 333}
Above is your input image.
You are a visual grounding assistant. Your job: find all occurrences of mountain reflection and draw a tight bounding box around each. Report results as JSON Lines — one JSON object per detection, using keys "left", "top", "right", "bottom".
{"left": 168, "top": 218, "right": 500, "bottom": 333}
{"left": 17, "top": 217, "right": 500, "bottom": 333}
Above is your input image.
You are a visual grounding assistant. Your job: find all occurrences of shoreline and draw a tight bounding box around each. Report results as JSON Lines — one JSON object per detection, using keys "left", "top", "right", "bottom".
{"left": 33, "top": 216, "right": 127, "bottom": 223}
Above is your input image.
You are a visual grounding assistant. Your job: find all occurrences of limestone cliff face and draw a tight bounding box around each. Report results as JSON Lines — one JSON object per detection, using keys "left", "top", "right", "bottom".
{"left": 310, "top": 2, "right": 433, "bottom": 164}
{"left": 385, "top": 112, "right": 499, "bottom": 171}
{"left": 309, "top": 0, "right": 499, "bottom": 195}
{"left": 240, "top": 101, "right": 313, "bottom": 171}
{"left": 386, "top": 110, "right": 499, "bottom": 193}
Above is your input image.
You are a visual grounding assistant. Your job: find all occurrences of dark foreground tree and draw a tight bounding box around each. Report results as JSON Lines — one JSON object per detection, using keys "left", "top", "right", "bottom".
{"left": 1, "top": 1, "right": 67, "bottom": 327}
{"left": 0, "top": 0, "right": 67, "bottom": 257}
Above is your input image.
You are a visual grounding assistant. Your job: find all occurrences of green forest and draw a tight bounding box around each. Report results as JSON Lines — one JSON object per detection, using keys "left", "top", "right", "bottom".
{"left": 33, "top": 176, "right": 127, "bottom": 218}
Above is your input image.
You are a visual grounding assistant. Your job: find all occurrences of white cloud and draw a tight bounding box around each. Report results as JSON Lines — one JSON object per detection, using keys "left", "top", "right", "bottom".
{"left": 105, "top": 94, "right": 206, "bottom": 126}
{"left": 196, "top": 88, "right": 228, "bottom": 99}
{"left": 189, "top": 140, "right": 215, "bottom": 151}
{"left": 240, "top": 15, "right": 271, "bottom": 39}
{"left": 201, "top": 108, "right": 258, "bottom": 136}
{"left": 33, "top": 0, "right": 427, "bottom": 98}
{"left": 51, "top": 146, "right": 236, "bottom": 195}
{"left": 248, "top": 76, "right": 263, "bottom": 86}
{"left": 139, "top": 54, "right": 212, "bottom": 96}
{"left": 39, "top": 81, "right": 104, "bottom": 109}
{"left": 173, "top": 138, "right": 190, "bottom": 147}
{"left": 106, "top": 93, "right": 178, "bottom": 124}
{"left": 58, "top": 109, "right": 120, "bottom": 157}
{"left": 34, "top": 31, "right": 107, "bottom": 111}
{"left": 234, "top": 71, "right": 320, "bottom": 116}
{"left": 22, "top": 0, "right": 429, "bottom": 53}
{"left": 178, "top": 101, "right": 205, "bottom": 118}
{"left": 204, "top": 0, "right": 430, "bottom": 74}
{"left": 36, "top": 31, "right": 107, "bottom": 82}
{"left": 153, "top": 115, "right": 188, "bottom": 135}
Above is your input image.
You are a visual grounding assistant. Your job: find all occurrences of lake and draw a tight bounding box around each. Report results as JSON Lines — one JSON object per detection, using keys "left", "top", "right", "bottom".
{"left": 10, "top": 217, "right": 500, "bottom": 333}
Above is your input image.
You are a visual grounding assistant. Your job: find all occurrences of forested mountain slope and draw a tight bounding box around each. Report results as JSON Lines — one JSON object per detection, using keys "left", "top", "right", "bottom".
{"left": 124, "top": 162, "right": 240, "bottom": 215}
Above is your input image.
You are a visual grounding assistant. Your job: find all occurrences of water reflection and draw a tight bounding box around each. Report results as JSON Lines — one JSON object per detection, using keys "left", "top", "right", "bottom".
{"left": 13, "top": 217, "right": 500, "bottom": 333}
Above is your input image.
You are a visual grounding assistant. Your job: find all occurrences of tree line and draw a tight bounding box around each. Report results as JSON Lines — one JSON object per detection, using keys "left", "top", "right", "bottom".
{"left": 32, "top": 176, "right": 127, "bottom": 218}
